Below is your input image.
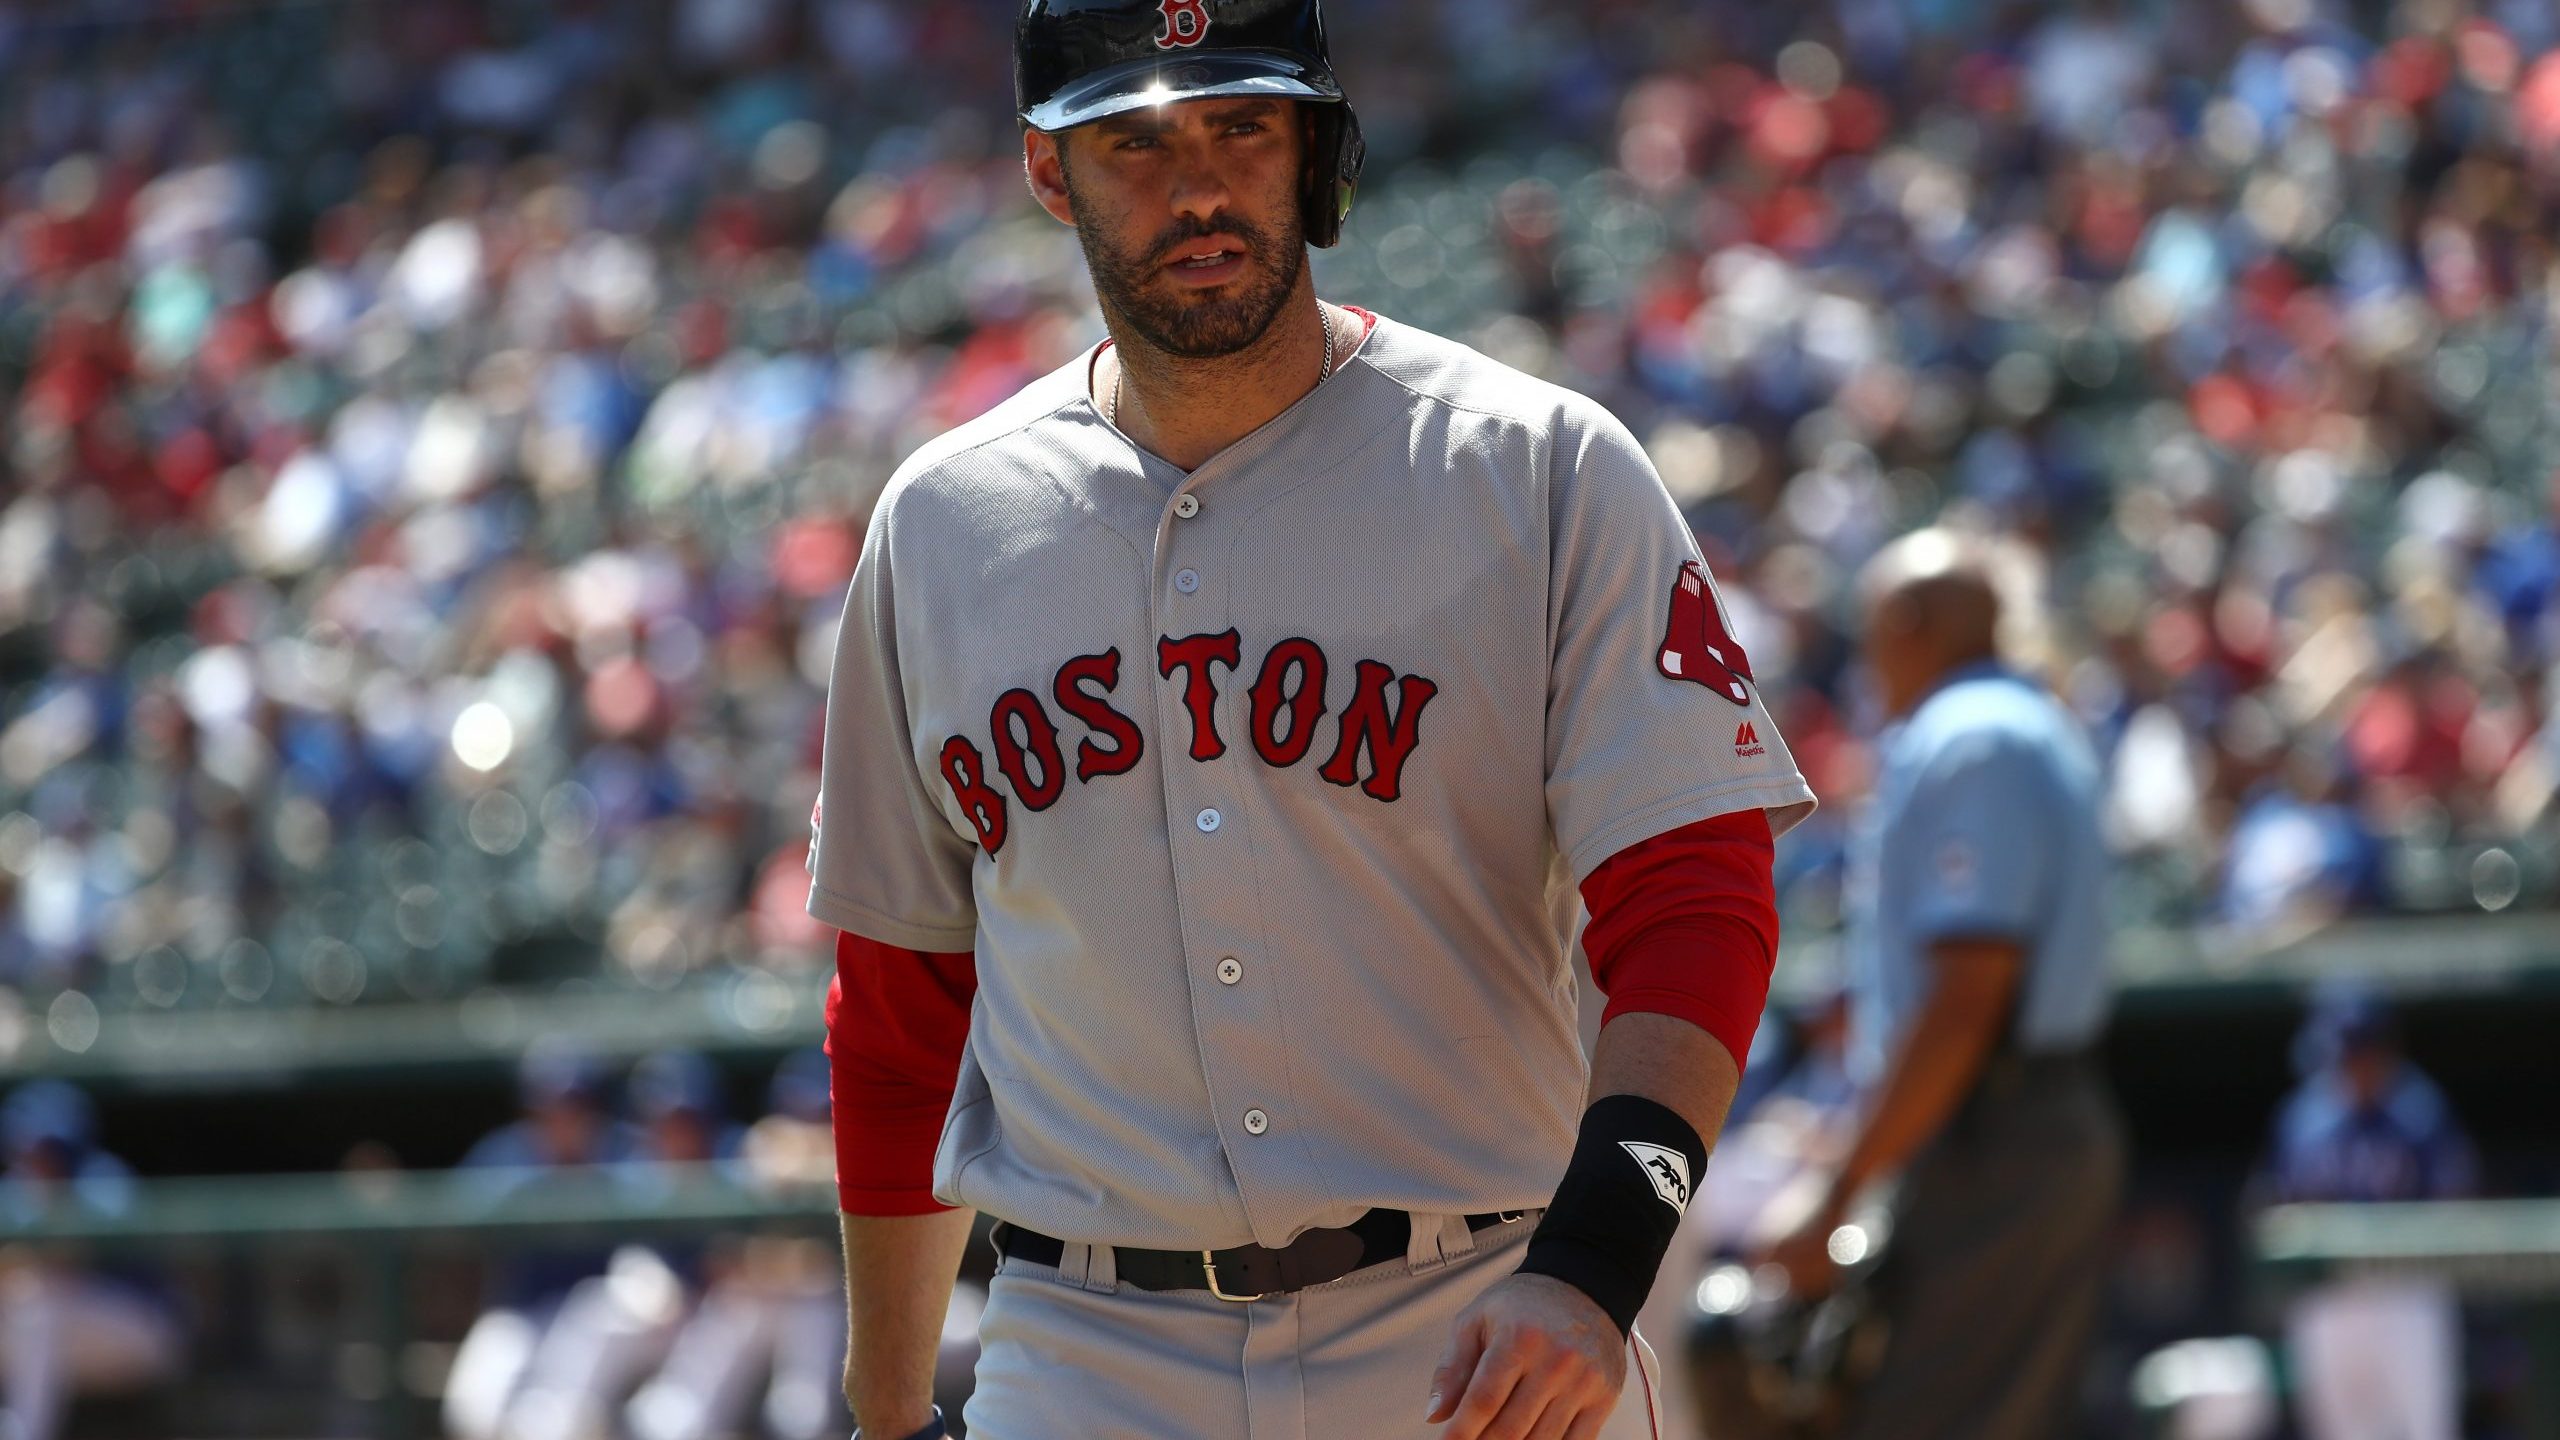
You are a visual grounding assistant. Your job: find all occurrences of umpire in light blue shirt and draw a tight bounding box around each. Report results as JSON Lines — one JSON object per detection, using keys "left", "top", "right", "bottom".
{"left": 1755, "top": 528, "right": 2126, "bottom": 1440}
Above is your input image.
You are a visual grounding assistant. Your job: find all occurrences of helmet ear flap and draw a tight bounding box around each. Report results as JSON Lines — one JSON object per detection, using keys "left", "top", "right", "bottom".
{"left": 1302, "top": 103, "right": 1364, "bottom": 248}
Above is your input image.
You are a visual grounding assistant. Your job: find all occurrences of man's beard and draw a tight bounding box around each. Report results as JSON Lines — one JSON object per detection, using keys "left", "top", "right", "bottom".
{"left": 1070, "top": 185, "right": 1305, "bottom": 360}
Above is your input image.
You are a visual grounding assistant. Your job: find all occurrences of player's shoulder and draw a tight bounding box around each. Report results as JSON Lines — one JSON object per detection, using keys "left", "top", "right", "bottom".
{"left": 1355, "top": 314, "right": 1633, "bottom": 451}
{"left": 871, "top": 347, "right": 1096, "bottom": 536}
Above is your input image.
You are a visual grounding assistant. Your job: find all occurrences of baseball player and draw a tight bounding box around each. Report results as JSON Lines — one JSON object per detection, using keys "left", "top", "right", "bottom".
{"left": 810, "top": 3, "right": 1816, "bottom": 1437}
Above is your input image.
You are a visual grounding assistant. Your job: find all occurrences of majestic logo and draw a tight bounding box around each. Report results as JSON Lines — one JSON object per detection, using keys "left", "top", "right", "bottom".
{"left": 937, "top": 631, "right": 1439, "bottom": 856}
{"left": 809, "top": 797, "right": 823, "bottom": 839}
{"left": 1657, "top": 560, "right": 1755, "bottom": 706}
{"left": 1733, "top": 722, "right": 1764, "bottom": 758}
{"left": 1620, "top": 1141, "right": 1693, "bottom": 1214}
{"left": 1155, "top": 0, "right": 1211, "bottom": 48}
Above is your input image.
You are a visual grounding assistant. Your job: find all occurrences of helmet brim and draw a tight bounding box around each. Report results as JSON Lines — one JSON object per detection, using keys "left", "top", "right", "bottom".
{"left": 1020, "top": 50, "right": 1343, "bottom": 133}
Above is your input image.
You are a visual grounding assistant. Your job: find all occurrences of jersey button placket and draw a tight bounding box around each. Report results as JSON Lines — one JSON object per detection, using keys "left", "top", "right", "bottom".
{"left": 1150, "top": 515, "right": 1282, "bottom": 1229}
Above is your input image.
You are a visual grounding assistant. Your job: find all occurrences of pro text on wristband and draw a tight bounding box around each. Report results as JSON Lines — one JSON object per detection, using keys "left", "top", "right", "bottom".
{"left": 1516, "top": 1093, "right": 1708, "bottom": 1334}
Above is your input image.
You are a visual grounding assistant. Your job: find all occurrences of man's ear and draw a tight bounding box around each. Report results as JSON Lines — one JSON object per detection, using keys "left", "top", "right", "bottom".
{"left": 1024, "top": 129, "right": 1077, "bottom": 228}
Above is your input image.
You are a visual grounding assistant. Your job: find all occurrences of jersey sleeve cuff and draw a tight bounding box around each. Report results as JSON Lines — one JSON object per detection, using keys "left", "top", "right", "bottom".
{"left": 1564, "top": 776, "right": 1818, "bottom": 888}
{"left": 806, "top": 882, "right": 978, "bottom": 953}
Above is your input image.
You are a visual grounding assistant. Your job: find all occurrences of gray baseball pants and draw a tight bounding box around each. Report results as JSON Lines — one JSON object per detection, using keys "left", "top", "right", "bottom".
{"left": 963, "top": 1209, "right": 1667, "bottom": 1439}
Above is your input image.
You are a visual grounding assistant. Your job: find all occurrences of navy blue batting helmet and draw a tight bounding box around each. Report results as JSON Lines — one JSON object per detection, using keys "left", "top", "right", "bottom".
{"left": 1016, "top": 0, "right": 1365, "bottom": 246}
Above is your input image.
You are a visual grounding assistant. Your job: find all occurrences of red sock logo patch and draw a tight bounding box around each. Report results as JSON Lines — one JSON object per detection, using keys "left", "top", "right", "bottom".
{"left": 1657, "top": 561, "right": 1755, "bottom": 706}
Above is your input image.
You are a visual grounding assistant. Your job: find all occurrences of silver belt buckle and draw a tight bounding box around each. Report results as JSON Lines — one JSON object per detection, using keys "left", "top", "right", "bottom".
{"left": 1201, "top": 1250, "right": 1264, "bottom": 1302}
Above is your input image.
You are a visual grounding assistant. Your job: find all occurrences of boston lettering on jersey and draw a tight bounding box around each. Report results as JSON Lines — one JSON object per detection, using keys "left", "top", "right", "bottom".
{"left": 937, "top": 629, "right": 1438, "bottom": 855}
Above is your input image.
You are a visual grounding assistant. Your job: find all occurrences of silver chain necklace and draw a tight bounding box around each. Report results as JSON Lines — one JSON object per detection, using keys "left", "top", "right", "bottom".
{"left": 1109, "top": 306, "right": 1335, "bottom": 429}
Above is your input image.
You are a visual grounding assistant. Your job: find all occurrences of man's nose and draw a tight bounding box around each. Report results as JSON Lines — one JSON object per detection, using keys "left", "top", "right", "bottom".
{"left": 1167, "top": 150, "right": 1232, "bottom": 223}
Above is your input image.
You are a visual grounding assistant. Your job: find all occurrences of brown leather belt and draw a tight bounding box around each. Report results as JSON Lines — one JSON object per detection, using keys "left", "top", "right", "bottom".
{"left": 992, "top": 1208, "right": 1525, "bottom": 1300}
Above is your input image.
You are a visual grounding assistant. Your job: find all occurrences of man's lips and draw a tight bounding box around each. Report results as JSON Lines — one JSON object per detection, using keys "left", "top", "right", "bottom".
{"left": 1161, "top": 234, "right": 1246, "bottom": 267}
{"left": 1160, "top": 236, "right": 1248, "bottom": 284}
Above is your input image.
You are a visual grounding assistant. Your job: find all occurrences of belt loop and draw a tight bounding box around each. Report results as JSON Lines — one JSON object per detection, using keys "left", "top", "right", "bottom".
{"left": 1441, "top": 1211, "right": 1486, "bottom": 1263}
{"left": 1406, "top": 1212, "right": 1474, "bottom": 1274}
{"left": 1082, "top": 1239, "right": 1119, "bottom": 1294}
{"left": 1402, "top": 1213, "right": 1435, "bottom": 1269}
{"left": 1056, "top": 1240, "right": 1094, "bottom": 1289}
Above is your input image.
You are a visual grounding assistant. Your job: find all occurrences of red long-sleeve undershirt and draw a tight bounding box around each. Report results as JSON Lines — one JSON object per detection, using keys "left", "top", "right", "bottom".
{"left": 825, "top": 939, "right": 976, "bottom": 1217}
{"left": 826, "top": 806, "right": 1779, "bottom": 1215}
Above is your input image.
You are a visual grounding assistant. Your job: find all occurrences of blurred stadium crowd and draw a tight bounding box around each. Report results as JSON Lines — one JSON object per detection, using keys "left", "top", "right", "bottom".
{"left": 4, "top": 0, "right": 2559, "bottom": 1032}
{"left": 1, "top": 0, "right": 2557, "bottom": 1434}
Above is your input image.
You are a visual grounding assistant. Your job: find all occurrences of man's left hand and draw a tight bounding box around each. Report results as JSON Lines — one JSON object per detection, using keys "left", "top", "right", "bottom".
{"left": 1426, "top": 1272, "right": 1626, "bottom": 1440}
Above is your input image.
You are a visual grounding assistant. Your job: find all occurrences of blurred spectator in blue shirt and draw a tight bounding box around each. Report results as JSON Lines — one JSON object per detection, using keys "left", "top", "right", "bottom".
{"left": 2219, "top": 743, "right": 2384, "bottom": 931}
{"left": 625, "top": 1047, "right": 744, "bottom": 1177}
{"left": 2270, "top": 994, "right": 2476, "bottom": 1207}
{"left": 740, "top": 1043, "right": 836, "bottom": 1191}
{"left": 455, "top": 1045, "right": 639, "bottom": 1210}
{"left": 2265, "top": 992, "right": 2474, "bottom": 1440}
{"left": 0, "top": 1082, "right": 181, "bottom": 1440}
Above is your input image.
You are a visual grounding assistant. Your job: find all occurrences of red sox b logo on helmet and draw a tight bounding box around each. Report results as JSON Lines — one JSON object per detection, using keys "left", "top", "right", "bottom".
{"left": 1156, "top": 0, "right": 1211, "bottom": 48}
{"left": 1657, "top": 560, "right": 1756, "bottom": 706}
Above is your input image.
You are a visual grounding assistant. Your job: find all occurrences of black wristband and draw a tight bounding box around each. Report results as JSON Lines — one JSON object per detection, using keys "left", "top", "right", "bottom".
{"left": 854, "top": 1406, "right": 947, "bottom": 1440}
{"left": 1517, "top": 1094, "right": 1707, "bottom": 1335}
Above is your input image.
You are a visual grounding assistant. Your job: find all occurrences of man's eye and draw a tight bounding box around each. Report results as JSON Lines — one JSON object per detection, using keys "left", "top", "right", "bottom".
{"left": 1117, "top": 136, "right": 1158, "bottom": 152}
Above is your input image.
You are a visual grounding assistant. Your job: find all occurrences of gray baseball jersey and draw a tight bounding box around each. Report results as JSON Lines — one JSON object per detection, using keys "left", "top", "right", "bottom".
{"left": 807, "top": 310, "right": 1815, "bottom": 1252}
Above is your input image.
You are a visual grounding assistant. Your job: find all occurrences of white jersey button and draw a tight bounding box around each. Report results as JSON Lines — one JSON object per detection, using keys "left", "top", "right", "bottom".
{"left": 1174, "top": 568, "right": 1200, "bottom": 593}
{"left": 1216, "top": 956, "right": 1242, "bottom": 984}
{"left": 1242, "top": 1108, "right": 1269, "bottom": 1135}
{"left": 1195, "top": 807, "right": 1222, "bottom": 833}
{"left": 1173, "top": 494, "right": 1200, "bottom": 519}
